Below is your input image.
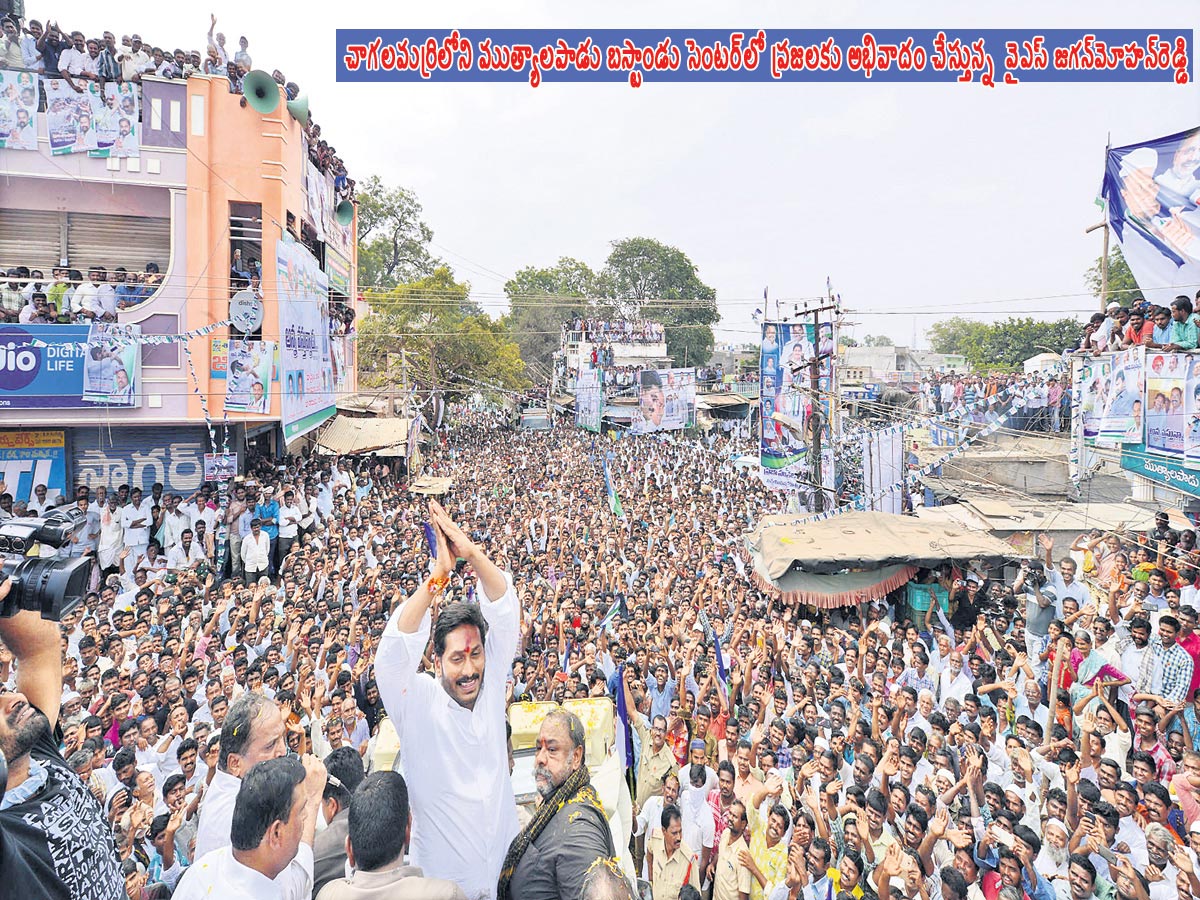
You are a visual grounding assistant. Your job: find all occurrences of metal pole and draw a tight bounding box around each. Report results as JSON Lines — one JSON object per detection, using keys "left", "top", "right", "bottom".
{"left": 809, "top": 308, "right": 824, "bottom": 513}
{"left": 1100, "top": 221, "right": 1110, "bottom": 312}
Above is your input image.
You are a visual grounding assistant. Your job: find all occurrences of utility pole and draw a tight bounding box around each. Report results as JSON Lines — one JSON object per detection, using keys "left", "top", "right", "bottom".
{"left": 809, "top": 306, "right": 824, "bottom": 513}
{"left": 401, "top": 348, "right": 409, "bottom": 420}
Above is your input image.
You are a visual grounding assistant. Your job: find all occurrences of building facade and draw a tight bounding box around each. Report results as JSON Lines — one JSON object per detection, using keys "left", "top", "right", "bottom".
{"left": 0, "top": 73, "right": 357, "bottom": 506}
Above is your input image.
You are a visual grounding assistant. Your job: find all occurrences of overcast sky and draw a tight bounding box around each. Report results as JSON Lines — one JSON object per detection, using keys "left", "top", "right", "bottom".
{"left": 48, "top": 1, "right": 1198, "bottom": 347}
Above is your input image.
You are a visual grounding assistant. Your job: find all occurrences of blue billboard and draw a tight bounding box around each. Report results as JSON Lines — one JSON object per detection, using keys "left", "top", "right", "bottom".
{"left": 0, "top": 325, "right": 91, "bottom": 408}
{"left": 0, "top": 430, "right": 68, "bottom": 506}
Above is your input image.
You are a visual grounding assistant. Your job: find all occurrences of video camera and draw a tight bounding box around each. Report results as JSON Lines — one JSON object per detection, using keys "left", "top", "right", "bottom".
{"left": 0, "top": 506, "right": 92, "bottom": 621}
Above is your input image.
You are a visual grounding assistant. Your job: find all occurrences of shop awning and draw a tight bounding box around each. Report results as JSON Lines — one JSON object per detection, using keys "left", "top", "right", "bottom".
{"left": 747, "top": 510, "right": 1022, "bottom": 579}
{"left": 313, "top": 415, "right": 414, "bottom": 457}
{"left": 409, "top": 475, "right": 454, "bottom": 495}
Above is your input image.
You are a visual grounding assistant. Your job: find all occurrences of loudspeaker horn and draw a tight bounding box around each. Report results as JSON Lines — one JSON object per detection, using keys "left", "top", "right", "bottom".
{"left": 241, "top": 70, "right": 280, "bottom": 115}
{"left": 334, "top": 200, "right": 354, "bottom": 226}
{"left": 286, "top": 95, "right": 309, "bottom": 127}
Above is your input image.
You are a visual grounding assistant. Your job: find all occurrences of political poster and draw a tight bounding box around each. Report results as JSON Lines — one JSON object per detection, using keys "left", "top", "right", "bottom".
{"left": 759, "top": 321, "right": 834, "bottom": 492}
{"left": 1077, "top": 356, "right": 1113, "bottom": 446}
{"left": 45, "top": 78, "right": 97, "bottom": 155}
{"left": 1097, "top": 346, "right": 1143, "bottom": 445}
{"left": 277, "top": 238, "right": 334, "bottom": 439}
{"left": 632, "top": 367, "right": 695, "bottom": 434}
{"left": 0, "top": 69, "right": 39, "bottom": 150}
{"left": 1145, "top": 352, "right": 1187, "bottom": 458}
{"left": 0, "top": 430, "right": 67, "bottom": 506}
{"left": 1103, "top": 127, "right": 1200, "bottom": 306}
{"left": 81, "top": 322, "right": 141, "bottom": 406}
{"left": 224, "top": 340, "right": 275, "bottom": 414}
{"left": 90, "top": 82, "right": 140, "bottom": 159}
{"left": 203, "top": 453, "right": 238, "bottom": 482}
{"left": 1185, "top": 357, "right": 1200, "bottom": 470}
{"left": 575, "top": 367, "right": 603, "bottom": 433}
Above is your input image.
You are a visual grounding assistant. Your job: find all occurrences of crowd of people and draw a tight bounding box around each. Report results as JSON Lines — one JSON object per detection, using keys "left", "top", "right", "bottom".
{"left": 0, "top": 11, "right": 353, "bottom": 199}
{"left": 1076, "top": 293, "right": 1200, "bottom": 355}
{"left": 0, "top": 260, "right": 163, "bottom": 323}
{"left": 3, "top": 410, "right": 1200, "bottom": 900}
{"left": 919, "top": 373, "right": 1071, "bottom": 434}
{"left": 564, "top": 319, "right": 667, "bottom": 346}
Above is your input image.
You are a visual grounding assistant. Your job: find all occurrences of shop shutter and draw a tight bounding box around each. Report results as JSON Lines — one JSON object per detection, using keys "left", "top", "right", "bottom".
{"left": 0, "top": 209, "right": 65, "bottom": 272}
{"left": 66, "top": 213, "right": 170, "bottom": 274}
{"left": 71, "top": 424, "right": 210, "bottom": 495}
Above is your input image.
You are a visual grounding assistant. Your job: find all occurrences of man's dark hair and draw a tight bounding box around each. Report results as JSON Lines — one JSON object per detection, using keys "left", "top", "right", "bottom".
{"left": 431, "top": 601, "right": 489, "bottom": 657}
{"left": 112, "top": 747, "right": 137, "bottom": 777}
{"left": 323, "top": 745, "right": 365, "bottom": 803}
{"left": 661, "top": 803, "right": 682, "bottom": 830}
{"left": 348, "top": 771, "right": 411, "bottom": 871}
{"left": 1068, "top": 853, "right": 1097, "bottom": 884}
{"left": 940, "top": 867, "right": 968, "bottom": 900}
{"left": 1173, "top": 296, "right": 1194, "bottom": 316}
{"left": 162, "top": 773, "right": 186, "bottom": 800}
{"left": 866, "top": 788, "right": 888, "bottom": 815}
{"left": 1013, "top": 824, "right": 1041, "bottom": 856}
{"left": 219, "top": 691, "right": 273, "bottom": 771}
{"left": 811, "top": 836, "right": 832, "bottom": 868}
{"left": 230, "top": 756, "right": 304, "bottom": 851}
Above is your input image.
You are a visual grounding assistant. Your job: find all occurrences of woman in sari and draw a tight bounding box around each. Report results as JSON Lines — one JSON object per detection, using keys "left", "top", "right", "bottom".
{"left": 1069, "top": 629, "right": 1129, "bottom": 716}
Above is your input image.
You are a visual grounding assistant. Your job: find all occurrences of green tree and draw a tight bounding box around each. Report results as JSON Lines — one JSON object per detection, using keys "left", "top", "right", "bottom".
{"left": 355, "top": 176, "right": 440, "bottom": 290}
{"left": 837, "top": 335, "right": 859, "bottom": 347}
{"left": 501, "top": 257, "right": 602, "bottom": 376}
{"left": 863, "top": 334, "right": 894, "bottom": 346}
{"left": 601, "top": 237, "right": 718, "bottom": 366}
{"left": 359, "top": 267, "right": 527, "bottom": 399}
{"left": 926, "top": 317, "right": 989, "bottom": 355}
{"left": 1084, "top": 246, "right": 1140, "bottom": 306}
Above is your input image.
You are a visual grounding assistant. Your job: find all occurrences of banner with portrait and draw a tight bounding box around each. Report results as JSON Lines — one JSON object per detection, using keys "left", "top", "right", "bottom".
{"left": 89, "top": 82, "right": 140, "bottom": 158}
{"left": 223, "top": 340, "right": 275, "bottom": 414}
{"left": 277, "top": 238, "right": 334, "bottom": 439}
{"left": 1102, "top": 127, "right": 1200, "bottom": 305}
{"left": 0, "top": 69, "right": 39, "bottom": 150}
{"left": 632, "top": 367, "right": 695, "bottom": 434}
{"left": 1185, "top": 357, "right": 1200, "bottom": 470}
{"left": 1145, "top": 352, "right": 1187, "bottom": 459}
{"left": 1097, "top": 346, "right": 1144, "bottom": 444}
{"left": 81, "top": 323, "right": 141, "bottom": 406}
{"left": 575, "top": 367, "right": 603, "bottom": 433}
{"left": 1076, "top": 356, "right": 1112, "bottom": 446}
{"left": 44, "top": 79, "right": 140, "bottom": 158}
{"left": 759, "top": 321, "right": 835, "bottom": 492}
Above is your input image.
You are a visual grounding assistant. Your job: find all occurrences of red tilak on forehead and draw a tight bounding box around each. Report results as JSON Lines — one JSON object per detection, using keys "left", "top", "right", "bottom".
{"left": 464, "top": 640, "right": 473, "bottom": 655}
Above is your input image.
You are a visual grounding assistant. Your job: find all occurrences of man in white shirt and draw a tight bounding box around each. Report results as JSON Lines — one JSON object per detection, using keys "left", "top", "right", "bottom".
{"left": 374, "top": 501, "right": 521, "bottom": 899}
{"left": 57, "top": 31, "right": 97, "bottom": 87}
{"left": 167, "top": 530, "right": 207, "bottom": 570}
{"left": 276, "top": 489, "right": 301, "bottom": 563}
{"left": 76, "top": 267, "right": 117, "bottom": 321}
{"left": 159, "top": 493, "right": 190, "bottom": 552}
{"left": 241, "top": 519, "right": 271, "bottom": 584}
{"left": 120, "top": 488, "right": 153, "bottom": 573}
{"left": 117, "top": 34, "right": 154, "bottom": 82}
{"left": 176, "top": 753, "right": 326, "bottom": 900}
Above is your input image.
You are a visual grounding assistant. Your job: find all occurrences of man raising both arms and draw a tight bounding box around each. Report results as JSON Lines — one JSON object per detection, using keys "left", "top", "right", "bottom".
{"left": 374, "top": 500, "right": 520, "bottom": 900}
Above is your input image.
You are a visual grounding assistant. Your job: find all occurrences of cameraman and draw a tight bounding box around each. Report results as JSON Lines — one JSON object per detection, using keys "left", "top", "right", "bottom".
{"left": 1014, "top": 561, "right": 1060, "bottom": 684}
{"left": 0, "top": 578, "right": 124, "bottom": 897}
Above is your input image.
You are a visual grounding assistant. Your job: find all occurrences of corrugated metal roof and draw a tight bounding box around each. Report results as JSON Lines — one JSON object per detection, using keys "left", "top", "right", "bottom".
{"left": 314, "top": 415, "right": 413, "bottom": 456}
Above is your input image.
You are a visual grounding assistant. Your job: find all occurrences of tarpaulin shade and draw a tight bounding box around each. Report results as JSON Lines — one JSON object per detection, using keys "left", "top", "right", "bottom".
{"left": 750, "top": 564, "right": 918, "bottom": 609}
{"left": 746, "top": 511, "right": 1022, "bottom": 579}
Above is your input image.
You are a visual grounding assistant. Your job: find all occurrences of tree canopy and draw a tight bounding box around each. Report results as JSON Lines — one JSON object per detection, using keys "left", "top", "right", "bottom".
{"left": 502, "top": 257, "right": 601, "bottom": 376}
{"left": 358, "top": 267, "right": 526, "bottom": 400}
{"left": 926, "top": 316, "right": 1080, "bottom": 371}
{"left": 1084, "top": 246, "right": 1140, "bottom": 307}
{"left": 355, "top": 176, "right": 440, "bottom": 290}
{"left": 600, "top": 237, "right": 718, "bottom": 367}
